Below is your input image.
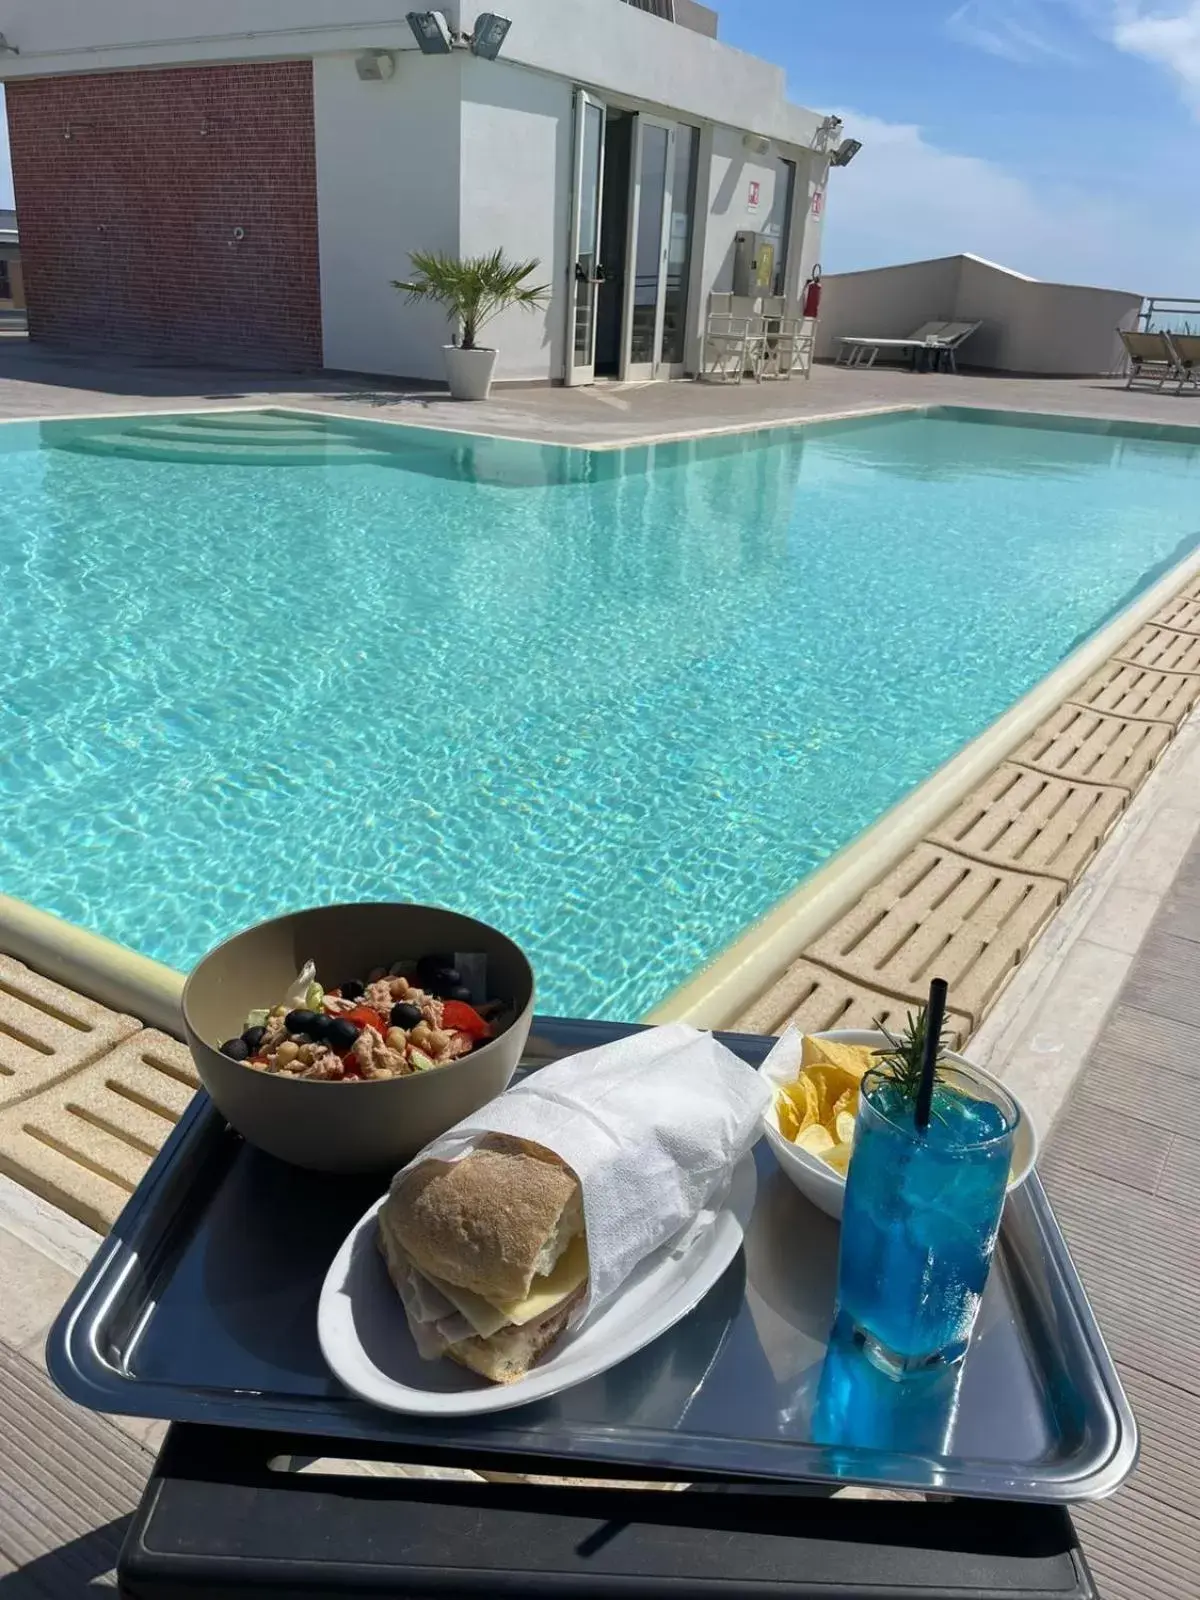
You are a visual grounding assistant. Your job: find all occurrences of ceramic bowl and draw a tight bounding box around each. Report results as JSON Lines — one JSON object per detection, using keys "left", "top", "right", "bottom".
{"left": 762, "top": 1029, "right": 1039, "bottom": 1220}
{"left": 183, "top": 903, "right": 534, "bottom": 1173}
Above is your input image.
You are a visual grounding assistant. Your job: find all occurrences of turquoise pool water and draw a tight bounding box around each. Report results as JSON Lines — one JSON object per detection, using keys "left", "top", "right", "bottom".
{"left": 3, "top": 405, "right": 1200, "bottom": 1018}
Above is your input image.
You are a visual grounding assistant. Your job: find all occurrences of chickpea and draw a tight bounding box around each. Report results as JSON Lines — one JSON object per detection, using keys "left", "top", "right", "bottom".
{"left": 387, "top": 1028, "right": 407, "bottom": 1052}
{"left": 409, "top": 1021, "right": 431, "bottom": 1048}
{"left": 276, "top": 1040, "right": 300, "bottom": 1066}
{"left": 427, "top": 1029, "right": 451, "bottom": 1055}
{"left": 389, "top": 977, "right": 410, "bottom": 1000}
{"left": 297, "top": 1043, "right": 317, "bottom": 1066}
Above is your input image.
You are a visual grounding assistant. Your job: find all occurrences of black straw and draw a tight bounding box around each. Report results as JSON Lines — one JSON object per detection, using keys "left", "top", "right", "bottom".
{"left": 915, "top": 978, "right": 948, "bottom": 1132}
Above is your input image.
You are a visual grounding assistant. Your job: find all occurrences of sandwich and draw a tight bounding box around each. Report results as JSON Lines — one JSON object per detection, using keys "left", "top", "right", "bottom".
{"left": 377, "top": 1134, "right": 587, "bottom": 1383}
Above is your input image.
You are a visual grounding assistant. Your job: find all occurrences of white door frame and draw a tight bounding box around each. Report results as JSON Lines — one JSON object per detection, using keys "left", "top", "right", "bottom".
{"left": 621, "top": 114, "right": 675, "bottom": 383}
{"left": 565, "top": 90, "right": 607, "bottom": 387}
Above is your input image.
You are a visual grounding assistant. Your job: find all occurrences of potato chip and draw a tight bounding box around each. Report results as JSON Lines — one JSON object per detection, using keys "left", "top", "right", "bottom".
{"left": 801, "top": 1035, "right": 875, "bottom": 1082}
{"left": 774, "top": 1088, "right": 800, "bottom": 1142}
{"left": 822, "top": 1141, "right": 853, "bottom": 1176}
{"left": 795, "top": 1123, "right": 835, "bottom": 1157}
{"left": 782, "top": 1073, "right": 820, "bottom": 1134}
{"left": 805, "top": 1063, "right": 859, "bottom": 1121}
{"left": 834, "top": 1110, "right": 857, "bottom": 1147}
{"left": 831, "top": 1087, "right": 858, "bottom": 1121}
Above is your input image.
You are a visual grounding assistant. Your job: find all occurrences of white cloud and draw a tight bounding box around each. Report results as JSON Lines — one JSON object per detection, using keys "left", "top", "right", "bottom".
{"left": 945, "top": 0, "right": 1084, "bottom": 61}
{"left": 822, "top": 110, "right": 1199, "bottom": 290}
{"left": 1113, "top": 4, "right": 1200, "bottom": 111}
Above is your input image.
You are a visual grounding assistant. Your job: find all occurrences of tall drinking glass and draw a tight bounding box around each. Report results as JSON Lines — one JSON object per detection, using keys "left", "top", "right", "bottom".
{"left": 834, "top": 1062, "right": 1019, "bottom": 1376}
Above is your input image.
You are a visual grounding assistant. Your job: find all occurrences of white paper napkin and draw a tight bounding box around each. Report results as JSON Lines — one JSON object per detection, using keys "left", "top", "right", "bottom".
{"left": 393, "top": 1023, "right": 771, "bottom": 1317}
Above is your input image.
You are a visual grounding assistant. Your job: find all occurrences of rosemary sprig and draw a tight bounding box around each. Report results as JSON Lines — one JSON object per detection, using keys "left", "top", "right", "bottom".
{"left": 872, "top": 1003, "right": 951, "bottom": 1103}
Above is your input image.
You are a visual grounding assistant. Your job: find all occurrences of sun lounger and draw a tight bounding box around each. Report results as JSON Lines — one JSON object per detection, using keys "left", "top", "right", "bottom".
{"left": 1166, "top": 331, "right": 1200, "bottom": 395}
{"left": 835, "top": 320, "right": 980, "bottom": 372}
{"left": 1119, "top": 329, "right": 1178, "bottom": 390}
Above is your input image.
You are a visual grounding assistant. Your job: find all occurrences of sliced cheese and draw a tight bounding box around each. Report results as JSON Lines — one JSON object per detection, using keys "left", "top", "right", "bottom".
{"left": 417, "top": 1233, "right": 590, "bottom": 1339}
{"left": 496, "top": 1233, "right": 589, "bottom": 1326}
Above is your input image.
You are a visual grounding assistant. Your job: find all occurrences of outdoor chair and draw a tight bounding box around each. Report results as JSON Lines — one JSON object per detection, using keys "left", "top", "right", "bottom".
{"left": 1166, "top": 331, "right": 1200, "bottom": 395}
{"left": 1119, "top": 329, "right": 1179, "bottom": 390}
{"left": 699, "top": 293, "right": 768, "bottom": 384}
{"left": 758, "top": 295, "right": 815, "bottom": 381}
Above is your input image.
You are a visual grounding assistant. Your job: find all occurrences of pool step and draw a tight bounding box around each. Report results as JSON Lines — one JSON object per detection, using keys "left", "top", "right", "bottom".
{"left": 121, "top": 421, "right": 355, "bottom": 449}
{"left": 56, "top": 430, "right": 400, "bottom": 467}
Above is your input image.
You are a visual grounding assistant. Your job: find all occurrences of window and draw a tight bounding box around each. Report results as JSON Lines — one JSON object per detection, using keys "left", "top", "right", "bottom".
{"left": 0, "top": 260, "right": 10, "bottom": 301}
{"left": 766, "top": 159, "right": 796, "bottom": 297}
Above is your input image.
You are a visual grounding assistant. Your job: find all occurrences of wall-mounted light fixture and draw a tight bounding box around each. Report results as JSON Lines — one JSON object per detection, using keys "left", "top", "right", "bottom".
{"left": 406, "top": 10, "right": 513, "bottom": 59}
{"left": 406, "top": 11, "right": 454, "bottom": 53}
{"left": 355, "top": 49, "right": 396, "bottom": 80}
{"left": 830, "top": 137, "right": 862, "bottom": 168}
{"left": 470, "top": 13, "right": 512, "bottom": 59}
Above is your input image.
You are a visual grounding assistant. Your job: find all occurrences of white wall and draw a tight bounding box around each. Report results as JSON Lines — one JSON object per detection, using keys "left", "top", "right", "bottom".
{"left": 314, "top": 52, "right": 463, "bottom": 380}
{"left": 955, "top": 256, "right": 1140, "bottom": 376}
{"left": 816, "top": 254, "right": 1143, "bottom": 375}
{"left": 458, "top": 57, "right": 570, "bottom": 382}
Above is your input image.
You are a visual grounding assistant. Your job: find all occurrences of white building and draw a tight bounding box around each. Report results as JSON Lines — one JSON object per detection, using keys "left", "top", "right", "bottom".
{"left": 0, "top": 0, "right": 840, "bottom": 383}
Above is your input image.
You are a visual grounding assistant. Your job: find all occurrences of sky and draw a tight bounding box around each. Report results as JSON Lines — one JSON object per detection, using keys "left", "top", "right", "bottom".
{"left": 717, "top": 0, "right": 1200, "bottom": 290}
{"left": 0, "top": 5, "right": 1197, "bottom": 287}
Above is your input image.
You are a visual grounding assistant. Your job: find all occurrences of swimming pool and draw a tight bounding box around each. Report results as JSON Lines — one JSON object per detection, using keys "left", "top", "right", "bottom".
{"left": 3, "top": 405, "right": 1200, "bottom": 1019}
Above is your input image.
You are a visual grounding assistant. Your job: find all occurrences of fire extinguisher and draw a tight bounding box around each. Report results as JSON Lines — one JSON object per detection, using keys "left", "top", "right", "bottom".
{"left": 802, "top": 264, "right": 823, "bottom": 321}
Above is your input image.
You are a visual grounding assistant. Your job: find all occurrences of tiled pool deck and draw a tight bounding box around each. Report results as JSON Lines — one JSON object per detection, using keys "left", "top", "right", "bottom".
{"left": 2, "top": 347, "right": 1200, "bottom": 1591}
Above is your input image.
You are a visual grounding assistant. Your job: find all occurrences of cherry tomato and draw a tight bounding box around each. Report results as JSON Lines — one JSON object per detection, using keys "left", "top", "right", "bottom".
{"left": 441, "top": 1000, "right": 490, "bottom": 1040}
{"left": 344, "top": 1005, "right": 387, "bottom": 1036}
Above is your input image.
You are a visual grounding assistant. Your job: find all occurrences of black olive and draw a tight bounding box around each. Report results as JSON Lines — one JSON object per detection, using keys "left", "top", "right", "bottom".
{"left": 340, "top": 979, "right": 366, "bottom": 1002}
{"left": 241, "top": 1025, "right": 266, "bottom": 1052}
{"left": 307, "top": 1012, "right": 334, "bottom": 1043}
{"left": 327, "top": 1017, "right": 360, "bottom": 1052}
{"left": 391, "top": 1001, "right": 422, "bottom": 1029}
{"left": 220, "top": 1037, "right": 250, "bottom": 1061}
{"left": 285, "top": 1009, "right": 319, "bottom": 1037}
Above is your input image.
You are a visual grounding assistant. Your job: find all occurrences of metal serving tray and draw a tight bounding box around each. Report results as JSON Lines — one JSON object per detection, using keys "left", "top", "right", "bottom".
{"left": 48, "top": 1017, "right": 1137, "bottom": 1502}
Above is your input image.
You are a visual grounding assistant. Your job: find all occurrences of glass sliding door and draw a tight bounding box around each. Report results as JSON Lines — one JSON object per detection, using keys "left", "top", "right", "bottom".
{"left": 624, "top": 118, "right": 671, "bottom": 380}
{"left": 565, "top": 91, "right": 607, "bottom": 386}
{"left": 661, "top": 124, "right": 699, "bottom": 371}
{"left": 621, "top": 116, "right": 698, "bottom": 380}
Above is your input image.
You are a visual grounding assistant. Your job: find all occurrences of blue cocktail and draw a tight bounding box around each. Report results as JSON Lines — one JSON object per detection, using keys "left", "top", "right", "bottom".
{"left": 835, "top": 1062, "right": 1019, "bottom": 1375}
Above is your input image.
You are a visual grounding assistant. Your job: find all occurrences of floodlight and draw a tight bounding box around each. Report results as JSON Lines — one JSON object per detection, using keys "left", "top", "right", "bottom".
{"left": 406, "top": 11, "right": 454, "bottom": 53}
{"left": 830, "top": 138, "right": 863, "bottom": 168}
{"left": 471, "top": 13, "right": 512, "bottom": 59}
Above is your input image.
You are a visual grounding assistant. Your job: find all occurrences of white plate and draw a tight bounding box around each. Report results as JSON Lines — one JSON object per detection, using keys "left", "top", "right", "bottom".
{"left": 318, "top": 1152, "right": 757, "bottom": 1417}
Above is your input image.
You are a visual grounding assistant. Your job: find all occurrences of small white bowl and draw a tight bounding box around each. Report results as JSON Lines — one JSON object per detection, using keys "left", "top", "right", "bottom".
{"left": 762, "top": 1029, "right": 1039, "bottom": 1220}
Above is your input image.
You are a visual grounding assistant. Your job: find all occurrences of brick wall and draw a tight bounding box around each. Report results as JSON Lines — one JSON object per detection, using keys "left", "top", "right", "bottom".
{"left": 6, "top": 62, "right": 322, "bottom": 369}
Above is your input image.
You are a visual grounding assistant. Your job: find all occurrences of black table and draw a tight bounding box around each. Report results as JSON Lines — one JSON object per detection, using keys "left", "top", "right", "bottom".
{"left": 118, "top": 1423, "right": 1097, "bottom": 1598}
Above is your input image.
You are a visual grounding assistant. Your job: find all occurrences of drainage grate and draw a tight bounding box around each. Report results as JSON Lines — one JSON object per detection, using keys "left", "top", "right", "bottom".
{"left": 1115, "top": 624, "right": 1200, "bottom": 676}
{"left": 805, "top": 844, "right": 1063, "bottom": 1029}
{"left": 928, "top": 763, "right": 1126, "bottom": 885}
{"left": 1069, "top": 659, "right": 1200, "bottom": 725}
{"left": 0, "top": 955, "right": 139, "bottom": 1109}
{"left": 0, "top": 1030, "right": 198, "bottom": 1232}
{"left": 1014, "top": 703, "right": 1172, "bottom": 791}
{"left": 733, "top": 957, "right": 971, "bottom": 1045}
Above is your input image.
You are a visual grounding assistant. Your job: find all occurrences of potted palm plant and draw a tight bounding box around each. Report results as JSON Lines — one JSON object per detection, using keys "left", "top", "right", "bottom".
{"left": 392, "top": 249, "right": 550, "bottom": 401}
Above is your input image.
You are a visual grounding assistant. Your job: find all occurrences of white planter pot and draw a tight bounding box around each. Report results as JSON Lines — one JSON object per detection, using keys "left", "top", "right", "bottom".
{"left": 443, "top": 344, "right": 497, "bottom": 401}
